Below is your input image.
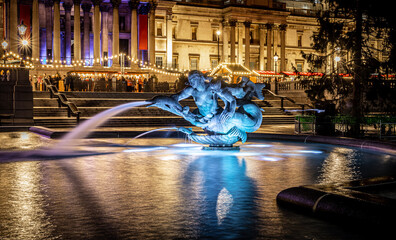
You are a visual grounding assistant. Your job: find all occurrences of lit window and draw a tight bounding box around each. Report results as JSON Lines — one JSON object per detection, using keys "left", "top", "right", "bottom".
{"left": 172, "top": 56, "right": 178, "bottom": 69}
{"left": 296, "top": 61, "right": 304, "bottom": 72}
{"left": 213, "top": 29, "right": 218, "bottom": 41}
{"left": 157, "top": 23, "right": 163, "bottom": 36}
{"left": 172, "top": 26, "right": 176, "bottom": 39}
{"left": 190, "top": 57, "right": 199, "bottom": 70}
{"left": 210, "top": 58, "right": 218, "bottom": 69}
{"left": 192, "top": 27, "right": 197, "bottom": 40}
{"left": 156, "top": 56, "right": 163, "bottom": 68}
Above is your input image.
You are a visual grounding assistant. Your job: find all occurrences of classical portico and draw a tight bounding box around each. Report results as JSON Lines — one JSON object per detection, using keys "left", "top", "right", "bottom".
{"left": 5, "top": 0, "right": 315, "bottom": 77}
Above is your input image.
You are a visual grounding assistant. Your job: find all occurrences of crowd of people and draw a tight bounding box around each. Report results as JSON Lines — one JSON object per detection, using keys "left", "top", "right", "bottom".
{"left": 29, "top": 73, "right": 174, "bottom": 92}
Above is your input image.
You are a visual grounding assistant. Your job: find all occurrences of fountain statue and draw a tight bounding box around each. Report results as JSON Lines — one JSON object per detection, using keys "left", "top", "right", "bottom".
{"left": 148, "top": 70, "right": 265, "bottom": 150}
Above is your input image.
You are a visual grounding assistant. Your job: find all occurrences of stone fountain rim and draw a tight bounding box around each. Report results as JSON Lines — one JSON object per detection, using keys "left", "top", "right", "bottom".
{"left": 28, "top": 126, "right": 396, "bottom": 156}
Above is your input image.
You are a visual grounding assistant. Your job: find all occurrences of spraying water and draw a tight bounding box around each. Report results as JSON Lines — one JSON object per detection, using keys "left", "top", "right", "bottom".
{"left": 285, "top": 109, "right": 325, "bottom": 113}
{"left": 56, "top": 101, "right": 149, "bottom": 150}
{"left": 124, "top": 127, "right": 178, "bottom": 146}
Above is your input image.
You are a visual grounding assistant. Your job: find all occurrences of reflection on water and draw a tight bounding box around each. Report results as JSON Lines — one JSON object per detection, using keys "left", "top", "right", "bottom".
{"left": 0, "top": 135, "right": 396, "bottom": 239}
{"left": 0, "top": 132, "right": 51, "bottom": 151}
{"left": 180, "top": 154, "right": 258, "bottom": 239}
{"left": 318, "top": 148, "right": 361, "bottom": 185}
{"left": 217, "top": 188, "right": 233, "bottom": 225}
{"left": 0, "top": 162, "right": 58, "bottom": 239}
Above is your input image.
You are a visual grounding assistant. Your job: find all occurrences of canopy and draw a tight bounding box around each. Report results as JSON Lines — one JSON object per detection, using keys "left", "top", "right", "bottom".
{"left": 210, "top": 63, "right": 259, "bottom": 77}
{"left": 256, "top": 70, "right": 282, "bottom": 77}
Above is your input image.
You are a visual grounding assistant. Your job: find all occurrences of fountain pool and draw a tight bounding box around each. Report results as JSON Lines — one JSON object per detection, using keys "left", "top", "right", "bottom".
{"left": 0, "top": 132, "right": 395, "bottom": 239}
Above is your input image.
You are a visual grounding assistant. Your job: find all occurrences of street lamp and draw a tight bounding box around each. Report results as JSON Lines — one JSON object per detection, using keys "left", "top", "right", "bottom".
{"left": 1, "top": 40, "right": 8, "bottom": 50}
{"left": 1, "top": 40, "right": 8, "bottom": 64}
{"left": 17, "top": 21, "right": 28, "bottom": 36}
{"left": 216, "top": 30, "right": 221, "bottom": 66}
{"left": 273, "top": 52, "right": 279, "bottom": 73}
{"left": 18, "top": 21, "right": 28, "bottom": 67}
{"left": 273, "top": 52, "right": 279, "bottom": 94}
{"left": 334, "top": 56, "right": 340, "bottom": 74}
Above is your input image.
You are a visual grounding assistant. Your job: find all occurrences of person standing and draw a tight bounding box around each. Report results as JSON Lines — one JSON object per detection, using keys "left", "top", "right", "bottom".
{"left": 112, "top": 75, "right": 117, "bottom": 92}
{"left": 143, "top": 78, "right": 147, "bottom": 92}
{"left": 37, "top": 75, "right": 43, "bottom": 91}
{"left": 32, "top": 75, "right": 38, "bottom": 91}
{"left": 132, "top": 77, "right": 136, "bottom": 92}
{"left": 138, "top": 77, "right": 143, "bottom": 92}
{"left": 64, "top": 75, "right": 69, "bottom": 91}
{"left": 126, "top": 77, "right": 132, "bottom": 92}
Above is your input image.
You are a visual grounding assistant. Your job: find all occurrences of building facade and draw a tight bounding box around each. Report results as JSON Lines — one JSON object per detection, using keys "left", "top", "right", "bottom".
{"left": 2, "top": 0, "right": 329, "bottom": 77}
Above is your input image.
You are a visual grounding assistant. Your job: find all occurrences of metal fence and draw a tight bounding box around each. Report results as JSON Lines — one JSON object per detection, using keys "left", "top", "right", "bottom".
{"left": 295, "top": 115, "right": 396, "bottom": 140}
{"left": 379, "top": 121, "right": 396, "bottom": 140}
{"left": 295, "top": 116, "right": 316, "bottom": 135}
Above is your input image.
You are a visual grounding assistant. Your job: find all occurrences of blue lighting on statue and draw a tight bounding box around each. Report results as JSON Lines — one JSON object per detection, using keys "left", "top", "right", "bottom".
{"left": 148, "top": 71, "right": 266, "bottom": 147}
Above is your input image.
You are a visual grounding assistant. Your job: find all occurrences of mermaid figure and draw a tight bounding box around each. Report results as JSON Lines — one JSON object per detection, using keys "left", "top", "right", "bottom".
{"left": 148, "top": 71, "right": 265, "bottom": 147}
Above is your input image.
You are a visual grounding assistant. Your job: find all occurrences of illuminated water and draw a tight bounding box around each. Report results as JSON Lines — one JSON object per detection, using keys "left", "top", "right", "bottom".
{"left": 57, "top": 101, "right": 148, "bottom": 150}
{"left": 1, "top": 132, "right": 396, "bottom": 239}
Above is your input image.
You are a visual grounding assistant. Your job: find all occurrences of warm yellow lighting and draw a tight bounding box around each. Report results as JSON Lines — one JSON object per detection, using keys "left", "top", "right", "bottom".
{"left": 273, "top": 53, "right": 279, "bottom": 62}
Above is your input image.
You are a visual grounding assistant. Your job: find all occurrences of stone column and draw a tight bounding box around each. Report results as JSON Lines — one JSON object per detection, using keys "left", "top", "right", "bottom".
{"left": 244, "top": 21, "right": 251, "bottom": 68}
{"left": 166, "top": 12, "right": 173, "bottom": 68}
{"left": 53, "top": 0, "right": 61, "bottom": 62}
{"left": 93, "top": 0, "right": 102, "bottom": 66}
{"left": 63, "top": 2, "right": 73, "bottom": 64}
{"left": 229, "top": 20, "right": 236, "bottom": 63}
{"left": 266, "top": 23, "right": 273, "bottom": 71}
{"left": 280, "top": 24, "right": 287, "bottom": 72}
{"left": 82, "top": 3, "right": 92, "bottom": 64}
{"left": 32, "top": 0, "right": 40, "bottom": 63}
{"left": 9, "top": 0, "right": 18, "bottom": 53}
{"left": 73, "top": 0, "right": 82, "bottom": 62}
{"left": 101, "top": 4, "right": 110, "bottom": 66}
{"left": 222, "top": 21, "right": 229, "bottom": 62}
{"left": 238, "top": 22, "right": 243, "bottom": 64}
{"left": 273, "top": 25, "right": 279, "bottom": 65}
{"left": 111, "top": 0, "right": 121, "bottom": 67}
{"left": 259, "top": 24, "right": 265, "bottom": 70}
{"left": 129, "top": 0, "right": 139, "bottom": 62}
{"left": 148, "top": 1, "right": 157, "bottom": 65}
{"left": 45, "top": 0, "right": 53, "bottom": 61}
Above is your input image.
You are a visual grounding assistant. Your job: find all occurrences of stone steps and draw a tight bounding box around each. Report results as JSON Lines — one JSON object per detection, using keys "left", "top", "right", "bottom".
{"left": 33, "top": 105, "right": 288, "bottom": 117}
{"left": 33, "top": 116, "right": 191, "bottom": 128}
{"left": 33, "top": 115, "right": 295, "bottom": 128}
{"left": 32, "top": 91, "right": 296, "bottom": 128}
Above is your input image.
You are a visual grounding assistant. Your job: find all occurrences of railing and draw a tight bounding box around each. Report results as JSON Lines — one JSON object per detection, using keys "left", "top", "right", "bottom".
{"left": 264, "top": 89, "right": 312, "bottom": 111}
{"left": 296, "top": 115, "right": 396, "bottom": 139}
{"left": 379, "top": 121, "right": 396, "bottom": 140}
{"left": 276, "top": 79, "right": 396, "bottom": 93}
{"left": 43, "top": 78, "right": 81, "bottom": 123}
{"left": 277, "top": 80, "right": 313, "bottom": 92}
{"left": 295, "top": 116, "right": 316, "bottom": 135}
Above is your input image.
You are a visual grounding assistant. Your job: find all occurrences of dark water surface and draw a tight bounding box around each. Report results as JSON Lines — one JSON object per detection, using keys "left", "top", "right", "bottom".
{"left": 1, "top": 132, "right": 395, "bottom": 239}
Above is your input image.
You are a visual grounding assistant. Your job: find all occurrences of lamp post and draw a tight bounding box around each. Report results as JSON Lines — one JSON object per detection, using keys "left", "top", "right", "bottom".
{"left": 216, "top": 30, "right": 221, "bottom": 66}
{"left": 17, "top": 21, "right": 27, "bottom": 36}
{"left": 334, "top": 56, "right": 340, "bottom": 74}
{"left": 18, "top": 21, "right": 28, "bottom": 67}
{"left": 273, "top": 52, "right": 279, "bottom": 73}
{"left": 2, "top": 40, "right": 8, "bottom": 63}
{"left": 273, "top": 52, "right": 279, "bottom": 94}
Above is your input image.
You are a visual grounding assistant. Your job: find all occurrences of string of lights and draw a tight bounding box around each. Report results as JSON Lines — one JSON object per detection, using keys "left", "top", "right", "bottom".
{"left": 0, "top": 51, "right": 216, "bottom": 76}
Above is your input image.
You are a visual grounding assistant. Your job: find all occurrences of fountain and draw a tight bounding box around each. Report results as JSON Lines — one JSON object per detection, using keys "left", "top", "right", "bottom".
{"left": 148, "top": 70, "right": 265, "bottom": 150}
{"left": 1, "top": 69, "right": 396, "bottom": 239}
{"left": 52, "top": 70, "right": 265, "bottom": 151}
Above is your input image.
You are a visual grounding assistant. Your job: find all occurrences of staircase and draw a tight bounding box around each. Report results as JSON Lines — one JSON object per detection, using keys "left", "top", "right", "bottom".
{"left": 33, "top": 91, "right": 297, "bottom": 128}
